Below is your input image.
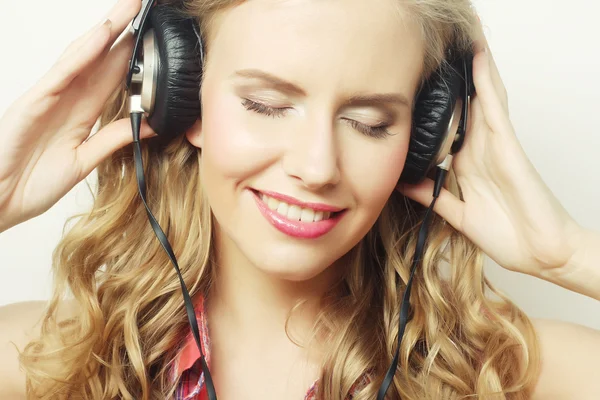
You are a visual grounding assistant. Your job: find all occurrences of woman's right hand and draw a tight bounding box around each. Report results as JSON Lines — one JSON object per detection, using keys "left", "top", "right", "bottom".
{"left": 0, "top": 0, "right": 157, "bottom": 233}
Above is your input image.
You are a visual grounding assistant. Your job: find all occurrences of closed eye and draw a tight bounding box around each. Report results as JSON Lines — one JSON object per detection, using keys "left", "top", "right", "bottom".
{"left": 240, "top": 98, "right": 393, "bottom": 139}
{"left": 241, "top": 98, "right": 289, "bottom": 118}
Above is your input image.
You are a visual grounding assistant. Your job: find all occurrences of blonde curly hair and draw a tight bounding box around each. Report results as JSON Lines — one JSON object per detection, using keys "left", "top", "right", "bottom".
{"left": 19, "top": 0, "right": 540, "bottom": 399}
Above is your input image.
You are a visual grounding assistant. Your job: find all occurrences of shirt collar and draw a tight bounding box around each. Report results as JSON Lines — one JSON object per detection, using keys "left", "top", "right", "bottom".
{"left": 175, "top": 295, "right": 211, "bottom": 377}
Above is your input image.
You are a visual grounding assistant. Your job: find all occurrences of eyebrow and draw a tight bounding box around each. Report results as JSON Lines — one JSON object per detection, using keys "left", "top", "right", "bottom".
{"left": 231, "top": 68, "right": 411, "bottom": 110}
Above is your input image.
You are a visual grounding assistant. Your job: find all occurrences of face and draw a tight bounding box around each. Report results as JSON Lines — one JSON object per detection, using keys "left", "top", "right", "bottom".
{"left": 186, "top": 0, "right": 424, "bottom": 282}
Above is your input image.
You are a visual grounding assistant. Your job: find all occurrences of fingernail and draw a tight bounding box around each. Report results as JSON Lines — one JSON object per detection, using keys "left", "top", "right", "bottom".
{"left": 101, "top": 18, "right": 112, "bottom": 30}
{"left": 94, "top": 18, "right": 111, "bottom": 32}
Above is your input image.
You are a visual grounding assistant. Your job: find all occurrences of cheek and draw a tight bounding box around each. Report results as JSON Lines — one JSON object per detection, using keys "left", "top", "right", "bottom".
{"left": 345, "top": 137, "right": 409, "bottom": 211}
{"left": 200, "top": 91, "right": 274, "bottom": 181}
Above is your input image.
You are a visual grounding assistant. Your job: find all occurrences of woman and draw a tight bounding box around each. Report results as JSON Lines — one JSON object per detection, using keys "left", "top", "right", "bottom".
{"left": 0, "top": 0, "right": 599, "bottom": 399}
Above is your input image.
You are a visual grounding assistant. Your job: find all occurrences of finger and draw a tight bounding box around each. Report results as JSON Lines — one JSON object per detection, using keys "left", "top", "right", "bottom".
{"left": 472, "top": 48, "right": 514, "bottom": 136}
{"left": 82, "top": 32, "right": 135, "bottom": 116}
{"left": 76, "top": 117, "right": 158, "bottom": 178}
{"left": 473, "top": 18, "right": 508, "bottom": 112}
{"left": 61, "top": 0, "right": 141, "bottom": 60}
{"left": 102, "top": 0, "right": 144, "bottom": 44}
{"left": 35, "top": 0, "right": 142, "bottom": 98}
{"left": 34, "top": 19, "right": 113, "bottom": 99}
{"left": 396, "top": 178, "right": 465, "bottom": 231}
{"left": 56, "top": 21, "right": 110, "bottom": 65}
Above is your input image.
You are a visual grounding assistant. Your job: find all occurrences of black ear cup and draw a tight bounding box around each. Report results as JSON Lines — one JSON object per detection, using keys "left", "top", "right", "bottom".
{"left": 399, "top": 55, "right": 472, "bottom": 184}
{"left": 144, "top": 5, "right": 204, "bottom": 139}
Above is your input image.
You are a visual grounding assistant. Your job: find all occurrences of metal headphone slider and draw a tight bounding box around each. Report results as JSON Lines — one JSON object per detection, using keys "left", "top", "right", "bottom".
{"left": 129, "top": 94, "right": 144, "bottom": 115}
{"left": 130, "top": 60, "right": 144, "bottom": 85}
{"left": 438, "top": 153, "right": 454, "bottom": 171}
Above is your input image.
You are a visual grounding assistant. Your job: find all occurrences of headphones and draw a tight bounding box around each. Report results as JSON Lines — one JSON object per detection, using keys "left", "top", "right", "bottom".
{"left": 125, "top": 1, "right": 474, "bottom": 399}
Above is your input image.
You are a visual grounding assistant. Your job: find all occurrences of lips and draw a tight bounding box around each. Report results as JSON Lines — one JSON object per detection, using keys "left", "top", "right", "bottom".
{"left": 251, "top": 189, "right": 346, "bottom": 239}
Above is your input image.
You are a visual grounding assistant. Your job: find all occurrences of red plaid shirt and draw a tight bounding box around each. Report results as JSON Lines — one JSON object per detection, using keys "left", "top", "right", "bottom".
{"left": 171, "top": 297, "right": 369, "bottom": 399}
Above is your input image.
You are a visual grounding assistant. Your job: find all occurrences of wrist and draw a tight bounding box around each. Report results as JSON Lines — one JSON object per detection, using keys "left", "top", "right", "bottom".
{"left": 539, "top": 225, "right": 600, "bottom": 301}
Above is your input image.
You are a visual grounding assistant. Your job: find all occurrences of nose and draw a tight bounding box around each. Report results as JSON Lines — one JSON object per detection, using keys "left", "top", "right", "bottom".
{"left": 282, "top": 115, "right": 341, "bottom": 190}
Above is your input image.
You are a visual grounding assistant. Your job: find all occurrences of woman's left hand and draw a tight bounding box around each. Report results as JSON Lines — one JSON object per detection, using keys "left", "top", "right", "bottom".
{"left": 395, "top": 19, "right": 584, "bottom": 278}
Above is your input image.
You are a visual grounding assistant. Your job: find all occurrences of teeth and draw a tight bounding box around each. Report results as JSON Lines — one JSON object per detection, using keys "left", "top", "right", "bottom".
{"left": 267, "top": 197, "right": 279, "bottom": 210}
{"left": 300, "top": 208, "right": 315, "bottom": 222}
{"left": 258, "top": 193, "right": 336, "bottom": 222}
{"left": 287, "top": 205, "right": 302, "bottom": 221}
{"left": 276, "top": 202, "right": 288, "bottom": 215}
{"left": 314, "top": 211, "right": 324, "bottom": 222}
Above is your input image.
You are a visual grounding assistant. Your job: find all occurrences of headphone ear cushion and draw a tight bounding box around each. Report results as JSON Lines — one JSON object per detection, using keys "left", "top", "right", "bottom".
{"left": 399, "top": 60, "right": 464, "bottom": 184}
{"left": 146, "top": 5, "right": 203, "bottom": 139}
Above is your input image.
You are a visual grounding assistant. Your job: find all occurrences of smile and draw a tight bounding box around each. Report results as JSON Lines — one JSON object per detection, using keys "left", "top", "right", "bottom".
{"left": 250, "top": 189, "right": 346, "bottom": 239}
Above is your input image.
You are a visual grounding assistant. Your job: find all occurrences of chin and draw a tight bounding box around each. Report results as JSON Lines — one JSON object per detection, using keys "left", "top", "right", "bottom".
{"left": 249, "top": 249, "right": 337, "bottom": 282}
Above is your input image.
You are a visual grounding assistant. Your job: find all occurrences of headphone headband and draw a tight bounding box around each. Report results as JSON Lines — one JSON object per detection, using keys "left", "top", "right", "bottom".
{"left": 126, "top": 0, "right": 157, "bottom": 89}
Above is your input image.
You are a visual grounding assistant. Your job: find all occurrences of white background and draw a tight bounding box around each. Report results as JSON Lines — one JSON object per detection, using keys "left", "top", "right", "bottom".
{"left": 0, "top": 0, "right": 599, "bottom": 329}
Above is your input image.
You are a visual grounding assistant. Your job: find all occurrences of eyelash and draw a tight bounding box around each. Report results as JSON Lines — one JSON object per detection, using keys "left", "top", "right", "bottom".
{"left": 240, "top": 98, "right": 392, "bottom": 139}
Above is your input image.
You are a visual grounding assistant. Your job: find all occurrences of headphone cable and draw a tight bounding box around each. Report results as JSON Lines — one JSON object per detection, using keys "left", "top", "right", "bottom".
{"left": 377, "top": 165, "right": 448, "bottom": 400}
{"left": 130, "top": 111, "right": 218, "bottom": 400}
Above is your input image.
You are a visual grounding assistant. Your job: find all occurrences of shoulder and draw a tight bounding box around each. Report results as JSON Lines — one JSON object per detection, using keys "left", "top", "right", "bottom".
{"left": 0, "top": 301, "right": 47, "bottom": 398}
{"left": 0, "top": 300, "right": 78, "bottom": 399}
{"left": 526, "top": 317, "right": 600, "bottom": 400}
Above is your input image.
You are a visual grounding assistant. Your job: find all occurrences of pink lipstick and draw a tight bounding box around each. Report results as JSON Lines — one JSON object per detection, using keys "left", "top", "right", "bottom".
{"left": 251, "top": 190, "right": 345, "bottom": 239}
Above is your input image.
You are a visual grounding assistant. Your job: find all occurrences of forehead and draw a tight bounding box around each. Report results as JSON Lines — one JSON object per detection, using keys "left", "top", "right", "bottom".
{"left": 206, "top": 0, "right": 425, "bottom": 101}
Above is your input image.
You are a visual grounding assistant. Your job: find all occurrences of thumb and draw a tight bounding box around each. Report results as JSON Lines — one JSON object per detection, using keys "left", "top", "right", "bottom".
{"left": 396, "top": 178, "right": 464, "bottom": 230}
{"left": 76, "top": 117, "right": 158, "bottom": 177}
